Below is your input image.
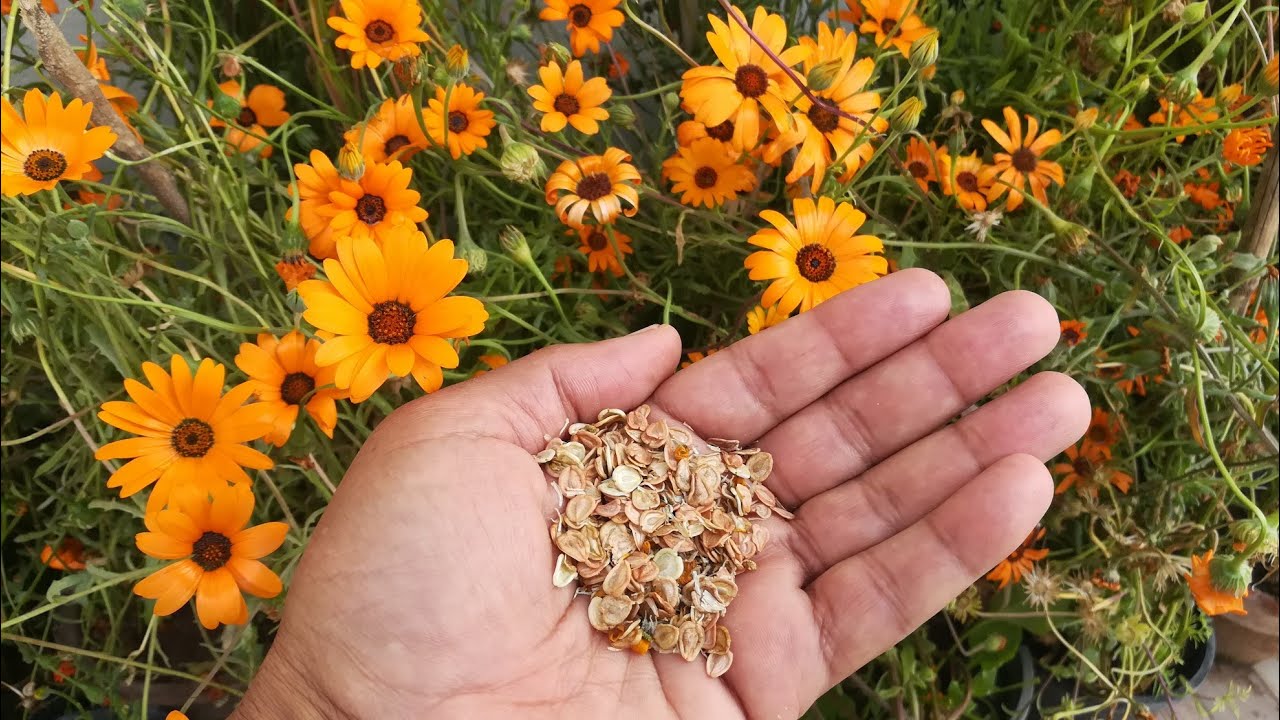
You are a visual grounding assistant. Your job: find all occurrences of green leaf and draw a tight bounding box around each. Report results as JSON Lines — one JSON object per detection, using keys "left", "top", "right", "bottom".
{"left": 45, "top": 571, "right": 93, "bottom": 602}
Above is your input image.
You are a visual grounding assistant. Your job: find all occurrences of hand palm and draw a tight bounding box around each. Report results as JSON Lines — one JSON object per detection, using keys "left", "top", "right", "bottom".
{"left": 244, "top": 272, "right": 1088, "bottom": 720}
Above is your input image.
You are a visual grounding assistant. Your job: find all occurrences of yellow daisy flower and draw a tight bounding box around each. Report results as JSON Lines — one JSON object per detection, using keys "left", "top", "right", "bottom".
{"left": 539, "top": 0, "right": 625, "bottom": 57}
{"left": 1, "top": 89, "right": 116, "bottom": 197}
{"left": 938, "top": 152, "right": 996, "bottom": 211}
{"left": 424, "top": 83, "right": 496, "bottom": 159}
{"left": 545, "top": 147, "right": 640, "bottom": 227}
{"left": 574, "top": 224, "right": 633, "bottom": 277}
{"left": 234, "top": 331, "right": 347, "bottom": 447}
{"left": 982, "top": 106, "right": 1064, "bottom": 210}
{"left": 747, "top": 304, "right": 789, "bottom": 334}
{"left": 344, "top": 95, "right": 430, "bottom": 163}
{"left": 327, "top": 0, "right": 431, "bottom": 70}
{"left": 528, "top": 60, "right": 612, "bottom": 134}
{"left": 307, "top": 155, "right": 429, "bottom": 246}
{"left": 660, "top": 137, "right": 756, "bottom": 208}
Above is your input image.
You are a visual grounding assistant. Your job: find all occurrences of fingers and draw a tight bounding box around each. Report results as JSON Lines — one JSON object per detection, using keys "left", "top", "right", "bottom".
{"left": 785, "top": 371, "right": 1088, "bottom": 581}
{"left": 649, "top": 269, "right": 951, "bottom": 443}
{"left": 807, "top": 453, "right": 1054, "bottom": 684}
{"left": 369, "top": 325, "right": 682, "bottom": 452}
{"left": 758, "top": 289, "right": 1061, "bottom": 507}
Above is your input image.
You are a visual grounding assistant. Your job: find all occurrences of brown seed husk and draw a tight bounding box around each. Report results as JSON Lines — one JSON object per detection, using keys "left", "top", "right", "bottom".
{"left": 538, "top": 405, "right": 789, "bottom": 677}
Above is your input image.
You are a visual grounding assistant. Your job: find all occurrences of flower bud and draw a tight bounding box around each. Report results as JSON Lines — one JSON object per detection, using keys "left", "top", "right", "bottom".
{"left": 1229, "top": 517, "right": 1276, "bottom": 552}
{"left": 499, "top": 225, "right": 533, "bottom": 266}
{"left": 909, "top": 31, "right": 940, "bottom": 71}
{"left": 499, "top": 141, "right": 546, "bottom": 183}
{"left": 211, "top": 90, "right": 241, "bottom": 120}
{"left": 455, "top": 238, "right": 488, "bottom": 275}
{"left": 1167, "top": 69, "right": 1199, "bottom": 106}
{"left": 393, "top": 56, "right": 427, "bottom": 88}
{"left": 889, "top": 97, "right": 924, "bottom": 134}
{"left": 445, "top": 44, "right": 470, "bottom": 83}
{"left": 662, "top": 92, "right": 682, "bottom": 115}
{"left": 511, "top": 24, "right": 533, "bottom": 42}
{"left": 337, "top": 143, "right": 365, "bottom": 181}
{"left": 1182, "top": 1, "right": 1207, "bottom": 24}
{"left": 1074, "top": 107, "right": 1099, "bottom": 131}
{"left": 544, "top": 43, "right": 572, "bottom": 67}
{"left": 115, "top": 0, "right": 149, "bottom": 21}
{"left": 609, "top": 102, "right": 636, "bottom": 129}
{"left": 1208, "top": 554, "right": 1251, "bottom": 597}
{"left": 1260, "top": 55, "right": 1279, "bottom": 96}
{"left": 806, "top": 58, "right": 844, "bottom": 92}
{"left": 949, "top": 89, "right": 965, "bottom": 106}
{"left": 219, "top": 53, "right": 242, "bottom": 79}
{"left": 1162, "top": 0, "right": 1186, "bottom": 22}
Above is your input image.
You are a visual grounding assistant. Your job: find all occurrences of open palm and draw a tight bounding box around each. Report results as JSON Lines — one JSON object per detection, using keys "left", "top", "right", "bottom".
{"left": 233, "top": 270, "right": 1089, "bottom": 720}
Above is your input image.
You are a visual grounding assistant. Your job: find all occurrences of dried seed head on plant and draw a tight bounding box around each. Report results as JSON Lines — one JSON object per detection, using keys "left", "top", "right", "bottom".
{"left": 537, "top": 405, "right": 790, "bottom": 676}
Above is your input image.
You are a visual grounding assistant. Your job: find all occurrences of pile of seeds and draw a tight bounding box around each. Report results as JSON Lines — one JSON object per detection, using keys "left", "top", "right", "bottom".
{"left": 536, "top": 405, "right": 791, "bottom": 677}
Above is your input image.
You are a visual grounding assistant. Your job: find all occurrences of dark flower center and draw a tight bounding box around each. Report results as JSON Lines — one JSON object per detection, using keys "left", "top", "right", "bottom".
{"left": 367, "top": 301, "right": 416, "bottom": 345}
{"left": 448, "top": 111, "right": 469, "bottom": 133}
{"left": 192, "top": 531, "right": 233, "bottom": 571}
{"left": 280, "top": 372, "right": 316, "bottom": 405}
{"left": 170, "top": 418, "right": 215, "bottom": 458}
{"left": 1072, "top": 456, "right": 1093, "bottom": 477}
{"left": 587, "top": 230, "right": 609, "bottom": 251}
{"left": 956, "top": 171, "right": 979, "bottom": 192}
{"left": 553, "top": 93, "right": 582, "bottom": 116}
{"left": 807, "top": 102, "right": 841, "bottom": 134}
{"left": 795, "top": 244, "right": 837, "bottom": 282}
{"left": 236, "top": 107, "right": 257, "bottom": 126}
{"left": 1087, "top": 425, "right": 1112, "bottom": 443}
{"left": 364, "top": 19, "right": 395, "bottom": 44}
{"left": 383, "top": 135, "right": 411, "bottom": 156}
{"left": 568, "top": 4, "right": 593, "bottom": 27}
{"left": 881, "top": 19, "right": 897, "bottom": 34}
{"left": 355, "top": 194, "right": 387, "bottom": 225}
{"left": 576, "top": 172, "right": 612, "bottom": 201}
{"left": 704, "top": 122, "right": 733, "bottom": 143}
{"left": 1061, "top": 328, "right": 1080, "bottom": 345}
{"left": 734, "top": 64, "right": 769, "bottom": 98}
{"left": 23, "top": 149, "right": 67, "bottom": 182}
{"left": 693, "top": 166, "right": 718, "bottom": 189}
{"left": 1011, "top": 147, "right": 1038, "bottom": 173}
{"left": 907, "top": 160, "right": 929, "bottom": 178}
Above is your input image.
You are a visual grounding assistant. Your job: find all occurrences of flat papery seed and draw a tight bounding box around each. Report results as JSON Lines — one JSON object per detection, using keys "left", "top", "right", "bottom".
{"left": 631, "top": 487, "right": 660, "bottom": 510}
{"left": 747, "top": 451, "right": 773, "bottom": 481}
{"left": 653, "top": 623, "right": 680, "bottom": 652}
{"left": 557, "top": 441, "right": 588, "bottom": 464}
{"left": 556, "top": 529, "right": 592, "bottom": 562}
{"left": 713, "top": 625, "right": 732, "bottom": 655}
{"left": 639, "top": 509, "right": 668, "bottom": 534}
{"left": 534, "top": 448, "right": 557, "bottom": 463}
{"left": 595, "top": 499, "right": 624, "bottom": 517}
{"left": 632, "top": 560, "right": 659, "bottom": 583}
{"left": 653, "top": 577, "right": 681, "bottom": 608}
{"left": 588, "top": 594, "right": 634, "bottom": 631}
{"left": 730, "top": 464, "right": 752, "bottom": 479}
{"left": 752, "top": 483, "right": 779, "bottom": 507}
{"left": 653, "top": 548, "right": 684, "bottom": 580}
{"left": 669, "top": 426, "right": 694, "bottom": 446}
{"left": 553, "top": 554, "right": 579, "bottom": 588}
{"left": 602, "top": 561, "right": 631, "bottom": 597}
{"left": 693, "top": 589, "right": 728, "bottom": 614}
{"left": 626, "top": 444, "right": 653, "bottom": 465}
{"left": 599, "top": 522, "right": 636, "bottom": 561}
{"left": 752, "top": 524, "right": 770, "bottom": 551}
{"left": 772, "top": 505, "right": 795, "bottom": 520}
{"left": 598, "top": 480, "right": 626, "bottom": 497}
{"left": 610, "top": 465, "right": 644, "bottom": 493}
{"left": 565, "top": 494, "right": 598, "bottom": 526}
{"left": 678, "top": 620, "right": 704, "bottom": 662}
{"left": 706, "top": 650, "right": 733, "bottom": 678}
{"left": 575, "top": 431, "right": 604, "bottom": 450}
{"left": 708, "top": 576, "right": 739, "bottom": 602}
{"left": 663, "top": 534, "right": 696, "bottom": 553}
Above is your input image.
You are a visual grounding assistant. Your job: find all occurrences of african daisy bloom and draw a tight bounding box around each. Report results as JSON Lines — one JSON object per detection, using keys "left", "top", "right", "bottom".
{"left": 676, "top": 118, "right": 738, "bottom": 147}
{"left": 1184, "top": 167, "right": 1223, "bottom": 210}
{"left": 327, "top": 0, "right": 430, "bottom": 70}
{"left": 747, "top": 304, "right": 788, "bottom": 335}
{"left": 344, "top": 95, "right": 429, "bottom": 163}
{"left": 235, "top": 331, "right": 347, "bottom": 447}
{"left": 424, "top": 83, "right": 496, "bottom": 159}
{"left": 302, "top": 153, "right": 428, "bottom": 254}
{"left": 166, "top": 713, "right": 189, "bottom": 720}
{"left": 1222, "top": 127, "right": 1273, "bottom": 167}
{"left": 78, "top": 36, "right": 109, "bottom": 81}
{"left": 986, "top": 528, "right": 1049, "bottom": 589}
{"left": 208, "top": 81, "right": 289, "bottom": 157}
{"left": 661, "top": 137, "right": 755, "bottom": 208}
{"left": 1059, "top": 319, "right": 1086, "bottom": 347}
{"left": 1051, "top": 443, "right": 1132, "bottom": 496}
{"left": 540, "top": 0, "right": 624, "bottom": 57}
{"left": 1112, "top": 169, "right": 1141, "bottom": 198}
{"left": 298, "top": 231, "right": 488, "bottom": 402}
{"left": 274, "top": 251, "right": 316, "bottom": 291}
{"left": 1168, "top": 226, "right": 1192, "bottom": 244}
{"left": 528, "top": 60, "right": 612, "bottom": 134}
{"left": 40, "top": 538, "right": 87, "bottom": 571}
{"left": 765, "top": 24, "right": 883, "bottom": 190}
{"left": 545, "top": 147, "right": 640, "bottom": 227}
{"left": 575, "top": 224, "right": 633, "bottom": 277}
{"left": 1082, "top": 407, "right": 1120, "bottom": 459}
{"left": 903, "top": 136, "right": 947, "bottom": 193}
{"left": 291, "top": 150, "right": 347, "bottom": 259}
{"left": 939, "top": 152, "right": 994, "bottom": 211}
{"left": 982, "top": 107, "right": 1064, "bottom": 211}
{"left": 1185, "top": 550, "right": 1247, "bottom": 616}
{"left": 95, "top": 355, "right": 274, "bottom": 513}
{"left": 680, "top": 5, "right": 810, "bottom": 151}
{"left": 133, "top": 483, "right": 287, "bottom": 630}
{"left": 1148, "top": 92, "right": 1219, "bottom": 143}
{"left": 744, "top": 196, "right": 887, "bottom": 315}
{"left": 1, "top": 89, "right": 116, "bottom": 197}
{"left": 859, "top": 0, "right": 932, "bottom": 57}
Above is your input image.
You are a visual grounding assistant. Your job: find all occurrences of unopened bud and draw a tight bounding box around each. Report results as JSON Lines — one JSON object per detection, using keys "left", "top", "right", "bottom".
{"left": 950, "top": 89, "right": 966, "bottom": 106}
{"left": 662, "top": 92, "right": 681, "bottom": 115}
{"left": 1074, "top": 107, "right": 1099, "bottom": 131}
{"left": 806, "top": 58, "right": 844, "bottom": 92}
{"left": 1162, "top": 0, "right": 1187, "bottom": 22}
{"left": 1167, "top": 69, "right": 1199, "bottom": 106}
{"left": 499, "top": 141, "right": 546, "bottom": 183}
{"left": 1229, "top": 517, "right": 1276, "bottom": 552}
{"left": 889, "top": 97, "right": 924, "bottom": 134}
{"left": 1182, "top": 1, "right": 1207, "bottom": 24}
{"left": 455, "top": 238, "right": 488, "bottom": 275}
{"left": 610, "top": 102, "right": 636, "bottom": 129}
{"left": 1208, "top": 554, "right": 1251, "bottom": 597}
{"left": 219, "top": 53, "right": 242, "bottom": 79}
{"left": 909, "top": 31, "right": 940, "bottom": 71}
{"left": 511, "top": 24, "right": 532, "bottom": 42}
{"left": 544, "top": 43, "right": 572, "bottom": 67}
{"left": 445, "top": 44, "right": 470, "bottom": 83}
{"left": 1260, "top": 55, "right": 1279, "bottom": 96}
{"left": 393, "top": 56, "right": 427, "bottom": 88}
{"left": 499, "top": 225, "right": 533, "bottom": 265}
{"left": 337, "top": 143, "right": 365, "bottom": 181}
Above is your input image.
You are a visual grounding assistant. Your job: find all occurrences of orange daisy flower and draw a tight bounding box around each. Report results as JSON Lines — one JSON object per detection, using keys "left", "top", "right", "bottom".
{"left": 1148, "top": 92, "right": 1219, "bottom": 143}
{"left": 2, "top": 89, "right": 116, "bottom": 197}
{"left": 747, "top": 304, "right": 789, "bottom": 335}
{"left": 661, "top": 137, "right": 756, "bottom": 208}
{"left": 528, "top": 60, "right": 612, "bottom": 134}
{"left": 95, "top": 355, "right": 274, "bottom": 513}
{"left": 1222, "top": 127, "right": 1273, "bottom": 167}
{"left": 274, "top": 251, "right": 317, "bottom": 291}
{"left": 1082, "top": 407, "right": 1120, "bottom": 459}
{"left": 344, "top": 95, "right": 430, "bottom": 163}
{"left": 74, "top": 163, "right": 123, "bottom": 210}
{"left": 1168, "top": 225, "right": 1192, "bottom": 244}
{"left": 297, "top": 230, "right": 488, "bottom": 402}
{"left": 40, "top": 538, "right": 87, "bottom": 571}
{"left": 327, "top": 0, "right": 430, "bottom": 70}
{"left": 539, "top": 0, "right": 624, "bottom": 57}
{"left": 745, "top": 196, "right": 887, "bottom": 315}
{"left": 835, "top": 0, "right": 864, "bottom": 23}
{"left": 208, "top": 81, "right": 289, "bottom": 157}
{"left": 1051, "top": 443, "right": 1133, "bottom": 495}
{"left": 235, "top": 331, "right": 347, "bottom": 447}
{"left": 77, "top": 36, "right": 109, "bottom": 81}
{"left": 903, "top": 136, "right": 947, "bottom": 193}
{"left": 1112, "top": 169, "right": 1141, "bottom": 198}
{"left": 986, "top": 528, "right": 1049, "bottom": 589}
{"left": 1117, "top": 373, "right": 1149, "bottom": 397}
{"left": 679, "top": 5, "right": 809, "bottom": 151}
{"left": 1264, "top": 54, "right": 1279, "bottom": 91}
{"left": 939, "top": 152, "right": 995, "bottom": 211}
{"left": 982, "top": 107, "right": 1065, "bottom": 210}
{"left": 1185, "top": 550, "right": 1248, "bottom": 616}
{"left": 424, "top": 83, "right": 496, "bottom": 159}
{"left": 1184, "top": 167, "right": 1222, "bottom": 210}
{"left": 1250, "top": 307, "right": 1269, "bottom": 344}
{"left": 133, "top": 483, "right": 287, "bottom": 629}
{"left": 545, "top": 147, "right": 640, "bottom": 227}
{"left": 858, "top": 0, "right": 932, "bottom": 57}
{"left": 300, "top": 153, "right": 428, "bottom": 254}
{"left": 1059, "top": 319, "right": 1087, "bottom": 347}
{"left": 575, "top": 224, "right": 633, "bottom": 277}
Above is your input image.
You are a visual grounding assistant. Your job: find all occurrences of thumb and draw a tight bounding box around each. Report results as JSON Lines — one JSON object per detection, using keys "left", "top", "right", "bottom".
{"left": 372, "top": 325, "right": 683, "bottom": 451}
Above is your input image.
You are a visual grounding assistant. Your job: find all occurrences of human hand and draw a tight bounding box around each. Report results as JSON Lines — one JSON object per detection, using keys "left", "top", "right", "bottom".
{"left": 232, "top": 270, "right": 1089, "bottom": 720}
